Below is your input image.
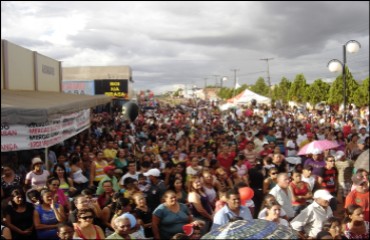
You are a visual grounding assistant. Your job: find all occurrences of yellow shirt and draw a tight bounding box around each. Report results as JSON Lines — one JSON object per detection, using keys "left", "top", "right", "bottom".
{"left": 104, "top": 148, "right": 117, "bottom": 160}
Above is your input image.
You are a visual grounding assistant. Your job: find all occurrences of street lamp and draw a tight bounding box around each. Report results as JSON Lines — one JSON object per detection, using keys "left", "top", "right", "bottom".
{"left": 220, "top": 76, "right": 228, "bottom": 88}
{"left": 327, "top": 40, "right": 361, "bottom": 120}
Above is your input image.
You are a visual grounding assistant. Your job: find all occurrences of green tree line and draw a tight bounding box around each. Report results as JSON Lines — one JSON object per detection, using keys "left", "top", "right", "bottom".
{"left": 217, "top": 69, "right": 369, "bottom": 107}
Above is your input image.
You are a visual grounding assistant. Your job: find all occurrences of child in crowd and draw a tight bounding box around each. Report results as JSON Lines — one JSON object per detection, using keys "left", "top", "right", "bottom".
{"left": 214, "top": 189, "right": 228, "bottom": 213}
{"left": 183, "top": 224, "right": 202, "bottom": 240}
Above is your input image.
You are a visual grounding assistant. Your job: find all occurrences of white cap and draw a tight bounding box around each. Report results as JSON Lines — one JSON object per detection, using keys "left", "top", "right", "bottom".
{"left": 32, "top": 157, "right": 43, "bottom": 166}
{"left": 115, "top": 213, "right": 136, "bottom": 228}
{"left": 311, "top": 149, "right": 323, "bottom": 155}
{"left": 334, "top": 151, "right": 345, "bottom": 160}
{"left": 313, "top": 189, "right": 333, "bottom": 201}
{"left": 144, "top": 168, "right": 161, "bottom": 177}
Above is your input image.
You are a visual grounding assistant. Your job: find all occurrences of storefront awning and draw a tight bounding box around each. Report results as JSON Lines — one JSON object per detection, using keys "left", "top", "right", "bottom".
{"left": 1, "top": 90, "right": 112, "bottom": 124}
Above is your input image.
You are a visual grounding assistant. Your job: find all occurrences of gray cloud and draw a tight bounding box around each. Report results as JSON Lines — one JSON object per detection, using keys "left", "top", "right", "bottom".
{"left": 1, "top": 1, "right": 368, "bottom": 93}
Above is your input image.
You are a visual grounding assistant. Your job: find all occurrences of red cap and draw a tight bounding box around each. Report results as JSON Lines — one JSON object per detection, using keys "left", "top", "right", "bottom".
{"left": 182, "top": 223, "right": 194, "bottom": 236}
{"left": 307, "top": 132, "right": 314, "bottom": 138}
{"left": 103, "top": 165, "right": 116, "bottom": 173}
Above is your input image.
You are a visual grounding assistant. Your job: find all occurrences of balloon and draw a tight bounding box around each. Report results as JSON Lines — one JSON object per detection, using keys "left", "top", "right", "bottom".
{"left": 239, "top": 187, "right": 254, "bottom": 205}
{"left": 121, "top": 101, "right": 139, "bottom": 122}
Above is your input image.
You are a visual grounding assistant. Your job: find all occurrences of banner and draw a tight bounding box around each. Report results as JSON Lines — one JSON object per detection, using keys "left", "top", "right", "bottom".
{"left": 1, "top": 109, "right": 90, "bottom": 152}
{"left": 62, "top": 80, "right": 95, "bottom": 95}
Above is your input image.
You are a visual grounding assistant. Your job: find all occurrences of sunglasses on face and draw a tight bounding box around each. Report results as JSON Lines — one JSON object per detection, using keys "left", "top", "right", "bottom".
{"left": 79, "top": 216, "right": 93, "bottom": 220}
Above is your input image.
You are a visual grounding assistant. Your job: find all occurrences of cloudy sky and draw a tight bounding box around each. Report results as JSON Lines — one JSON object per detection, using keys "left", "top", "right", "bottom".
{"left": 1, "top": 1, "right": 369, "bottom": 93}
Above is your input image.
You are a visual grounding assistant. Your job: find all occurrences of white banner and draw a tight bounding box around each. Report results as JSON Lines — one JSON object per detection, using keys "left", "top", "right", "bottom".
{"left": 1, "top": 109, "right": 90, "bottom": 152}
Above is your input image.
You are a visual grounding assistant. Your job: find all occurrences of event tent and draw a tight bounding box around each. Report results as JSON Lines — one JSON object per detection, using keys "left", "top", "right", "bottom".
{"left": 227, "top": 89, "right": 271, "bottom": 105}
{"left": 1, "top": 90, "right": 111, "bottom": 124}
{"left": 1, "top": 90, "right": 112, "bottom": 152}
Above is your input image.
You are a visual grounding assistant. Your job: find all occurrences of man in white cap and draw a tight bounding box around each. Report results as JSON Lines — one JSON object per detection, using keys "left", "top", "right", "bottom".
{"left": 290, "top": 189, "right": 334, "bottom": 238}
{"left": 144, "top": 168, "right": 166, "bottom": 211}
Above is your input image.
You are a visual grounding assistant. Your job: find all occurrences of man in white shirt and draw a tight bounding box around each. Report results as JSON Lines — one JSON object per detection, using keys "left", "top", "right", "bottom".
{"left": 358, "top": 127, "right": 369, "bottom": 145}
{"left": 119, "top": 161, "right": 139, "bottom": 187}
{"left": 254, "top": 131, "right": 267, "bottom": 153}
{"left": 296, "top": 128, "right": 307, "bottom": 147}
{"left": 269, "top": 172, "right": 295, "bottom": 219}
{"left": 290, "top": 189, "right": 334, "bottom": 239}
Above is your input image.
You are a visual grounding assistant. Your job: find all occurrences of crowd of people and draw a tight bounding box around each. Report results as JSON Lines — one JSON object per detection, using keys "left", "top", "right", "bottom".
{"left": 1, "top": 98, "right": 369, "bottom": 239}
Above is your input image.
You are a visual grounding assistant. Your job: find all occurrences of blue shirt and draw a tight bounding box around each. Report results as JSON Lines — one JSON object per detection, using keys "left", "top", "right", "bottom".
{"left": 211, "top": 204, "right": 253, "bottom": 230}
{"left": 153, "top": 203, "right": 191, "bottom": 239}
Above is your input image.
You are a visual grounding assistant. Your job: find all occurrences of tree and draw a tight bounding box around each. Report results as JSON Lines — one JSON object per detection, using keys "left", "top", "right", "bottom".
{"left": 327, "top": 76, "right": 343, "bottom": 105}
{"left": 288, "top": 74, "right": 308, "bottom": 103}
{"left": 217, "top": 84, "right": 248, "bottom": 100}
{"left": 353, "top": 77, "right": 369, "bottom": 107}
{"left": 346, "top": 70, "right": 360, "bottom": 105}
{"left": 173, "top": 88, "right": 183, "bottom": 97}
{"left": 218, "top": 87, "right": 232, "bottom": 99}
{"left": 250, "top": 77, "right": 269, "bottom": 96}
{"left": 305, "top": 79, "right": 330, "bottom": 105}
{"left": 272, "top": 77, "right": 291, "bottom": 103}
{"left": 327, "top": 67, "right": 359, "bottom": 106}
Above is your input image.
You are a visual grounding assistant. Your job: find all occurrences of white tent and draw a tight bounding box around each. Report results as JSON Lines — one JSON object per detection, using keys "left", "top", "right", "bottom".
{"left": 227, "top": 89, "right": 271, "bottom": 105}
{"left": 219, "top": 102, "right": 237, "bottom": 111}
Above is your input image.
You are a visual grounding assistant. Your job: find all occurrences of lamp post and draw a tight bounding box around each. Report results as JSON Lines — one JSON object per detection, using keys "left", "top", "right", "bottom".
{"left": 327, "top": 40, "right": 361, "bottom": 120}
{"left": 221, "top": 76, "right": 227, "bottom": 88}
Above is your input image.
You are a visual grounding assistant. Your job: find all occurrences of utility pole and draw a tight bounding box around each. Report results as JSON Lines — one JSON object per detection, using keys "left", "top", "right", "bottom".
{"left": 260, "top": 58, "right": 274, "bottom": 100}
{"left": 231, "top": 69, "right": 239, "bottom": 98}
{"left": 212, "top": 75, "right": 220, "bottom": 87}
{"left": 204, "top": 77, "right": 208, "bottom": 100}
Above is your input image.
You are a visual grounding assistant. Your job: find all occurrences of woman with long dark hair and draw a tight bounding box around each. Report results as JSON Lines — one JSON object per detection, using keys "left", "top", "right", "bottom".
{"left": 70, "top": 156, "right": 88, "bottom": 194}
{"left": 33, "top": 189, "right": 65, "bottom": 239}
{"left": 168, "top": 176, "right": 188, "bottom": 204}
{"left": 46, "top": 177, "right": 70, "bottom": 214}
{"left": 100, "top": 192, "right": 122, "bottom": 236}
{"left": 187, "top": 175, "right": 213, "bottom": 234}
{"left": 343, "top": 204, "right": 369, "bottom": 239}
{"left": 52, "top": 164, "right": 76, "bottom": 198}
{"left": 4, "top": 188, "right": 36, "bottom": 240}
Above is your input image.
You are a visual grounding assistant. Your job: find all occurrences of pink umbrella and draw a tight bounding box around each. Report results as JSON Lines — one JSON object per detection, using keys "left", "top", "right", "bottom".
{"left": 298, "top": 140, "right": 339, "bottom": 155}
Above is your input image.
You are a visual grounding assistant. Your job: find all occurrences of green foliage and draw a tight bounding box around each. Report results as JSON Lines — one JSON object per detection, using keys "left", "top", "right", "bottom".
{"left": 328, "top": 75, "right": 344, "bottom": 105}
{"left": 305, "top": 79, "right": 330, "bottom": 105}
{"left": 287, "top": 74, "right": 308, "bottom": 103}
{"left": 272, "top": 77, "right": 291, "bottom": 103}
{"left": 327, "top": 67, "right": 359, "bottom": 106}
{"left": 346, "top": 70, "right": 359, "bottom": 105}
{"left": 173, "top": 88, "right": 183, "bottom": 97}
{"left": 217, "top": 84, "right": 248, "bottom": 99}
{"left": 353, "top": 77, "right": 369, "bottom": 107}
{"left": 250, "top": 77, "right": 269, "bottom": 96}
